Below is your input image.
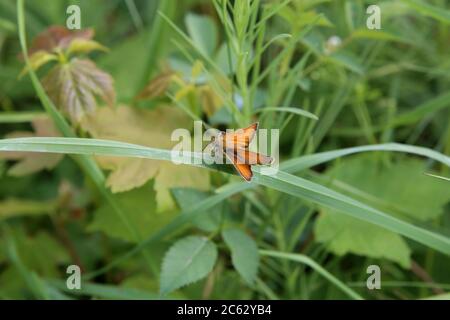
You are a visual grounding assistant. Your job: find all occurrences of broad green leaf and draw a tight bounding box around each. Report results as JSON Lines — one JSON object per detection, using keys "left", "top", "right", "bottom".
{"left": 160, "top": 236, "right": 217, "bottom": 296}
{"left": 321, "top": 155, "right": 450, "bottom": 221}
{"left": 171, "top": 188, "right": 221, "bottom": 232}
{"left": 222, "top": 229, "right": 259, "bottom": 286}
{"left": 88, "top": 181, "right": 175, "bottom": 243}
{"left": 185, "top": 13, "right": 217, "bottom": 56}
{"left": 316, "top": 212, "right": 412, "bottom": 267}
{"left": 80, "top": 105, "right": 210, "bottom": 212}
{"left": 315, "top": 155, "right": 450, "bottom": 267}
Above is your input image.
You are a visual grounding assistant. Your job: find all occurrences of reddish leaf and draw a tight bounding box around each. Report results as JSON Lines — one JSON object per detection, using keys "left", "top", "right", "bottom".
{"left": 28, "top": 25, "right": 94, "bottom": 55}
{"left": 135, "top": 71, "right": 176, "bottom": 101}
{"left": 42, "top": 58, "right": 115, "bottom": 122}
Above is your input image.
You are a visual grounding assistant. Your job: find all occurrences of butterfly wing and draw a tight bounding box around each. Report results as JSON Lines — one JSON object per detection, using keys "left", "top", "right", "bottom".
{"left": 235, "top": 149, "right": 273, "bottom": 165}
{"left": 224, "top": 148, "right": 253, "bottom": 181}
{"left": 221, "top": 122, "right": 258, "bottom": 149}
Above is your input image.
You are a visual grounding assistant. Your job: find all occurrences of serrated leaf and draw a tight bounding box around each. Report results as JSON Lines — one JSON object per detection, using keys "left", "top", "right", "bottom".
{"left": 315, "top": 155, "right": 450, "bottom": 268}
{"left": 222, "top": 229, "right": 259, "bottom": 286}
{"left": 0, "top": 117, "right": 63, "bottom": 176}
{"left": 80, "top": 105, "right": 209, "bottom": 212}
{"left": 171, "top": 188, "right": 222, "bottom": 232}
{"left": 160, "top": 236, "right": 217, "bottom": 296}
{"left": 185, "top": 13, "right": 217, "bottom": 56}
{"left": 42, "top": 58, "right": 115, "bottom": 122}
{"left": 315, "top": 213, "right": 412, "bottom": 267}
{"left": 19, "top": 50, "right": 58, "bottom": 78}
{"left": 88, "top": 181, "right": 175, "bottom": 243}
{"left": 66, "top": 38, "right": 109, "bottom": 56}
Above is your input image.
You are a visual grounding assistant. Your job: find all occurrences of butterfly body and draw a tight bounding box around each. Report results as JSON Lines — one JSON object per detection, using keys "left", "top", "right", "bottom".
{"left": 212, "top": 123, "right": 273, "bottom": 181}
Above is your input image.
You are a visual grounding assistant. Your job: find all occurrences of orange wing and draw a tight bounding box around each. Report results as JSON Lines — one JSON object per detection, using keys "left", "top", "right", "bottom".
{"left": 221, "top": 122, "right": 258, "bottom": 149}
{"left": 225, "top": 148, "right": 253, "bottom": 181}
{"left": 234, "top": 149, "right": 273, "bottom": 165}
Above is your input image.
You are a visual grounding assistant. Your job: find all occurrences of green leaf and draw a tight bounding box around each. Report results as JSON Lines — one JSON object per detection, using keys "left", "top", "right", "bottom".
{"left": 185, "top": 13, "right": 217, "bottom": 56}
{"left": 160, "top": 236, "right": 217, "bottom": 296}
{"left": 315, "top": 155, "right": 450, "bottom": 267}
{"left": 66, "top": 38, "right": 109, "bottom": 56}
{"left": 316, "top": 213, "right": 412, "bottom": 267}
{"left": 19, "top": 50, "right": 57, "bottom": 78}
{"left": 171, "top": 188, "right": 221, "bottom": 232}
{"left": 88, "top": 181, "right": 174, "bottom": 243}
{"left": 222, "top": 229, "right": 259, "bottom": 286}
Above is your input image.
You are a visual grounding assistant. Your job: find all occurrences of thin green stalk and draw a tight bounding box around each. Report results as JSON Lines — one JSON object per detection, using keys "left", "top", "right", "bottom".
{"left": 260, "top": 250, "right": 363, "bottom": 300}
{"left": 0, "top": 111, "right": 46, "bottom": 123}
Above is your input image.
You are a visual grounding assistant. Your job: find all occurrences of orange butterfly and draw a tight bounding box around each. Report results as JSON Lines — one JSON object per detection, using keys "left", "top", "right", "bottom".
{"left": 212, "top": 122, "right": 273, "bottom": 181}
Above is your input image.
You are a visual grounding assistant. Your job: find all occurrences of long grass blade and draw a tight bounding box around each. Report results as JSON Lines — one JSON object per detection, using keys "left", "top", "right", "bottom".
{"left": 260, "top": 250, "right": 363, "bottom": 300}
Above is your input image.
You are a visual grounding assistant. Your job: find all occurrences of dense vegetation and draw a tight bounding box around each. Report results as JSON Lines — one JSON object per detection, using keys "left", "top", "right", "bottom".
{"left": 0, "top": 0, "right": 449, "bottom": 300}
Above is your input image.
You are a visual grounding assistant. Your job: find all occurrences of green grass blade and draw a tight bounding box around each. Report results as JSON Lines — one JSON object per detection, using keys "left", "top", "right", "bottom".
{"left": 2, "top": 137, "right": 449, "bottom": 257}
{"left": 260, "top": 250, "right": 363, "bottom": 300}
{"left": 281, "top": 143, "right": 450, "bottom": 172}
{"left": 255, "top": 170, "right": 450, "bottom": 256}
{"left": 401, "top": 0, "right": 450, "bottom": 24}
{"left": 47, "top": 279, "right": 160, "bottom": 300}
{"left": 392, "top": 91, "right": 450, "bottom": 126}
{"left": 0, "top": 112, "right": 47, "bottom": 123}
{"left": 135, "top": 0, "right": 176, "bottom": 94}
{"left": 254, "top": 107, "right": 319, "bottom": 121}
